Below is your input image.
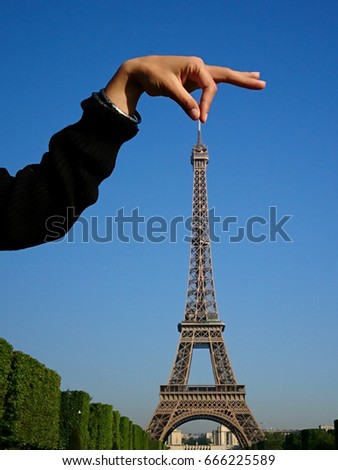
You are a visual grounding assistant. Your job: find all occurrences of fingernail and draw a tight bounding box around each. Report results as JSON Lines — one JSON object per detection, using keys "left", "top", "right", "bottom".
{"left": 190, "top": 108, "right": 200, "bottom": 120}
{"left": 199, "top": 113, "right": 208, "bottom": 124}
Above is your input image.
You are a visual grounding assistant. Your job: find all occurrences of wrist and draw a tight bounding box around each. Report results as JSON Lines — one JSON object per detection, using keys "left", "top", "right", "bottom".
{"left": 96, "top": 89, "right": 141, "bottom": 124}
{"left": 104, "top": 59, "right": 143, "bottom": 116}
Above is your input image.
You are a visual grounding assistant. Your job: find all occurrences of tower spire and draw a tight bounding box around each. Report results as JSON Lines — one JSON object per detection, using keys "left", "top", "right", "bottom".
{"left": 197, "top": 120, "right": 202, "bottom": 145}
{"left": 191, "top": 121, "right": 208, "bottom": 164}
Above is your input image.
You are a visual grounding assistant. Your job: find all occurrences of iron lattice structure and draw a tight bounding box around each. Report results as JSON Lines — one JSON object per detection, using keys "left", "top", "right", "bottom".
{"left": 146, "top": 127, "right": 264, "bottom": 448}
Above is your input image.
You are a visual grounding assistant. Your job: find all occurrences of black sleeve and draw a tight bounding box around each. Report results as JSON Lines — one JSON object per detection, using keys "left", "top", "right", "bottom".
{"left": 0, "top": 95, "right": 139, "bottom": 250}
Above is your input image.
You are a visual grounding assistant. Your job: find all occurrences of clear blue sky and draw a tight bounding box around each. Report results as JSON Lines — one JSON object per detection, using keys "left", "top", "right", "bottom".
{"left": 1, "top": 0, "right": 337, "bottom": 433}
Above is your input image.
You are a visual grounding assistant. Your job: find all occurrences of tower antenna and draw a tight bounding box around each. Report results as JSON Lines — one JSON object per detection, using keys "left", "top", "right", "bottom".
{"left": 197, "top": 120, "right": 202, "bottom": 145}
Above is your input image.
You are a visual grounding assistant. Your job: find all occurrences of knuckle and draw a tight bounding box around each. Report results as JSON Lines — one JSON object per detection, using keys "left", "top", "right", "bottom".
{"left": 202, "top": 82, "right": 217, "bottom": 99}
{"left": 182, "top": 96, "right": 195, "bottom": 109}
{"left": 190, "top": 56, "right": 205, "bottom": 67}
{"left": 210, "top": 81, "right": 218, "bottom": 93}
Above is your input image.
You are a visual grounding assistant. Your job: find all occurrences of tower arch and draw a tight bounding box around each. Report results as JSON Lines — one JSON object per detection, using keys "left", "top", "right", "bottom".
{"left": 163, "top": 411, "right": 250, "bottom": 449}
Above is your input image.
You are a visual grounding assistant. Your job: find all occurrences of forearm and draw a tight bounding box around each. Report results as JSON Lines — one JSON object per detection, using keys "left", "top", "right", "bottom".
{"left": 0, "top": 94, "right": 139, "bottom": 250}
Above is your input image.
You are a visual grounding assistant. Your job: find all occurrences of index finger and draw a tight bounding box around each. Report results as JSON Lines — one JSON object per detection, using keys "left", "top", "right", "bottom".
{"left": 207, "top": 65, "right": 266, "bottom": 90}
{"left": 192, "top": 66, "right": 218, "bottom": 123}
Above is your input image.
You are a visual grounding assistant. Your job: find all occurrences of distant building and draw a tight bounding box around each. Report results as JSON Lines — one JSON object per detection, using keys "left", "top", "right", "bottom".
{"left": 205, "top": 431, "right": 213, "bottom": 442}
{"left": 167, "top": 429, "right": 183, "bottom": 446}
{"left": 319, "top": 425, "right": 334, "bottom": 432}
{"left": 212, "top": 425, "right": 239, "bottom": 449}
{"left": 166, "top": 425, "right": 238, "bottom": 450}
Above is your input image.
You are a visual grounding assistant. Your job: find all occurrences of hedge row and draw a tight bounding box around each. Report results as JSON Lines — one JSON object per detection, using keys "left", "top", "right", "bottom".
{"left": 0, "top": 339, "right": 13, "bottom": 421}
{"left": 59, "top": 390, "right": 91, "bottom": 450}
{"left": 89, "top": 402, "right": 113, "bottom": 450}
{"left": 252, "top": 428, "right": 337, "bottom": 450}
{"left": 58, "top": 391, "right": 163, "bottom": 450}
{"left": 0, "top": 339, "right": 61, "bottom": 449}
{"left": 0, "top": 338, "right": 164, "bottom": 450}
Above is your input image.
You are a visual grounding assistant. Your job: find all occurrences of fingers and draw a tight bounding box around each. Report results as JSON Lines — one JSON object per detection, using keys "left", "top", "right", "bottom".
{"left": 187, "top": 61, "right": 218, "bottom": 123}
{"left": 159, "top": 74, "right": 202, "bottom": 121}
{"left": 160, "top": 57, "right": 218, "bottom": 122}
{"left": 173, "top": 59, "right": 266, "bottom": 122}
{"left": 134, "top": 56, "right": 218, "bottom": 122}
{"left": 207, "top": 65, "right": 266, "bottom": 89}
{"left": 197, "top": 72, "right": 218, "bottom": 123}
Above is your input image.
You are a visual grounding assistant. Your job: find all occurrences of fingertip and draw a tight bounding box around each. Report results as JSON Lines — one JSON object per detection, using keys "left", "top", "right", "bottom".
{"left": 199, "top": 112, "right": 208, "bottom": 124}
{"left": 190, "top": 108, "right": 200, "bottom": 120}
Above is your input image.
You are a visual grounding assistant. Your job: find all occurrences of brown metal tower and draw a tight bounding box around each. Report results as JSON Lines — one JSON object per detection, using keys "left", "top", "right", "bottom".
{"left": 146, "top": 125, "right": 264, "bottom": 448}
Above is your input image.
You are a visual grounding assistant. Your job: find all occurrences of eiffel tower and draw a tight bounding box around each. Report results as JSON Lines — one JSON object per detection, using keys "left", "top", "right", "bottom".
{"left": 146, "top": 124, "right": 264, "bottom": 448}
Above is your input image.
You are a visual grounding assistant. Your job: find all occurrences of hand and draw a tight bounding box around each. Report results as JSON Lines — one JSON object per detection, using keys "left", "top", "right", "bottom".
{"left": 104, "top": 55, "right": 266, "bottom": 123}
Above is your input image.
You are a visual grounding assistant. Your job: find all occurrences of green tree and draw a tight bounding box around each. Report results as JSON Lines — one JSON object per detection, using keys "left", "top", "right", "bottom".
{"left": 285, "top": 431, "right": 301, "bottom": 449}
{"left": 197, "top": 434, "right": 211, "bottom": 446}
{"left": 59, "top": 390, "right": 90, "bottom": 449}
{"left": 252, "top": 431, "right": 285, "bottom": 450}
{"left": 120, "top": 416, "right": 132, "bottom": 450}
{"left": 184, "top": 437, "right": 197, "bottom": 446}
{"left": 112, "top": 410, "right": 121, "bottom": 449}
{"left": 1, "top": 350, "right": 60, "bottom": 449}
{"left": 301, "top": 428, "right": 335, "bottom": 450}
{"left": 0, "top": 338, "right": 13, "bottom": 422}
{"left": 88, "top": 403, "right": 113, "bottom": 450}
